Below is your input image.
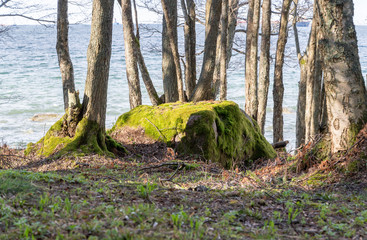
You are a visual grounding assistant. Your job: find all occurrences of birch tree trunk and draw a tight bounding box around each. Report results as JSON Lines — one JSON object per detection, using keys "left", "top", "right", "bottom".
{"left": 121, "top": 0, "right": 142, "bottom": 109}
{"left": 244, "top": 0, "right": 261, "bottom": 120}
{"left": 273, "top": 0, "right": 292, "bottom": 143}
{"left": 257, "top": 0, "right": 271, "bottom": 134}
{"left": 162, "top": 0, "right": 180, "bottom": 102}
{"left": 190, "top": 0, "right": 222, "bottom": 102}
{"left": 181, "top": 0, "right": 196, "bottom": 100}
{"left": 56, "top": 0, "right": 76, "bottom": 111}
{"left": 318, "top": 0, "right": 367, "bottom": 153}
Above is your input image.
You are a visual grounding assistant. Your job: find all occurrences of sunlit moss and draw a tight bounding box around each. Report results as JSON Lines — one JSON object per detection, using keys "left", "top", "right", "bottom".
{"left": 110, "top": 101, "right": 276, "bottom": 168}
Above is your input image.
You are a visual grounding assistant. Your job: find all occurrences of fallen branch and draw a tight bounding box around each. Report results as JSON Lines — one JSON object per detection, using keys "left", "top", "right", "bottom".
{"left": 140, "top": 162, "right": 182, "bottom": 171}
{"left": 145, "top": 118, "right": 167, "bottom": 141}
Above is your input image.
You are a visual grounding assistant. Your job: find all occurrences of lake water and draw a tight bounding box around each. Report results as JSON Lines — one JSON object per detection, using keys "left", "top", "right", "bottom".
{"left": 1, "top": 24, "right": 367, "bottom": 149}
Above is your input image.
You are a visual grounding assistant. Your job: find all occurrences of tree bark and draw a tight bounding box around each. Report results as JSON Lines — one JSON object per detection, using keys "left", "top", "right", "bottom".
{"left": 318, "top": 0, "right": 367, "bottom": 153}
{"left": 272, "top": 0, "right": 292, "bottom": 143}
{"left": 257, "top": 0, "right": 271, "bottom": 134}
{"left": 219, "top": 0, "right": 228, "bottom": 100}
{"left": 181, "top": 0, "right": 196, "bottom": 100}
{"left": 190, "top": 0, "right": 222, "bottom": 102}
{"left": 296, "top": 55, "right": 307, "bottom": 147}
{"left": 56, "top": 0, "right": 76, "bottom": 111}
{"left": 121, "top": 0, "right": 142, "bottom": 109}
{"left": 117, "top": 0, "right": 161, "bottom": 106}
{"left": 244, "top": 0, "right": 261, "bottom": 120}
{"left": 304, "top": 4, "right": 321, "bottom": 143}
{"left": 162, "top": 0, "right": 180, "bottom": 102}
{"left": 82, "top": 0, "right": 114, "bottom": 134}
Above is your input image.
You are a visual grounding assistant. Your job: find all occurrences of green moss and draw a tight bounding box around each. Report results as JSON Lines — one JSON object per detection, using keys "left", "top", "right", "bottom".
{"left": 111, "top": 101, "right": 276, "bottom": 168}
{"left": 26, "top": 117, "right": 126, "bottom": 158}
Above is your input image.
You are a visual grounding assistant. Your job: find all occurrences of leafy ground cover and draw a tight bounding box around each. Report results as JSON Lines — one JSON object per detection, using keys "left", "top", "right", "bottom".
{"left": 0, "top": 147, "right": 366, "bottom": 239}
{"left": 1, "top": 124, "right": 367, "bottom": 239}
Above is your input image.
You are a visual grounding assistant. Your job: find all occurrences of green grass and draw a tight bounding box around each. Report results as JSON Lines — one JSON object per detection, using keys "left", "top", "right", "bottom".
{"left": 0, "top": 166, "right": 366, "bottom": 239}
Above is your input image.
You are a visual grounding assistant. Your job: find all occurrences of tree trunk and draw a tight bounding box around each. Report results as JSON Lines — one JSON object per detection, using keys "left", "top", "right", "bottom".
{"left": 190, "top": 0, "right": 222, "bottom": 102}
{"left": 117, "top": 0, "right": 161, "bottom": 106}
{"left": 162, "top": 0, "right": 185, "bottom": 102}
{"left": 272, "top": 0, "right": 292, "bottom": 143}
{"left": 244, "top": 0, "right": 261, "bottom": 120}
{"left": 296, "top": 55, "right": 307, "bottom": 147}
{"left": 181, "top": 0, "right": 196, "bottom": 100}
{"left": 304, "top": 5, "right": 321, "bottom": 143}
{"left": 293, "top": 0, "right": 306, "bottom": 147}
{"left": 257, "top": 0, "right": 271, "bottom": 134}
{"left": 318, "top": 0, "right": 367, "bottom": 153}
{"left": 226, "top": 0, "right": 240, "bottom": 65}
{"left": 56, "top": 0, "right": 76, "bottom": 111}
{"left": 81, "top": 0, "right": 114, "bottom": 136}
{"left": 219, "top": 0, "right": 228, "bottom": 100}
{"left": 121, "top": 0, "right": 142, "bottom": 109}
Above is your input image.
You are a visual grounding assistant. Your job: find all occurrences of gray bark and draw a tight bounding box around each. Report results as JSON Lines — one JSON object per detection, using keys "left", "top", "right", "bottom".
{"left": 318, "top": 0, "right": 367, "bottom": 152}
{"left": 219, "top": 0, "right": 228, "bottom": 100}
{"left": 190, "top": 0, "right": 222, "bottom": 102}
{"left": 162, "top": 0, "right": 179, "bottom": 102}
{"left": 56, "top": 0, "right": 76, "bottom": 111}
{"left": 121, "top": 0, "right": 142, "bottom": 109}
{"left": 82, "top": 0, "right": 114, "bottom": 131}
{"left": 244, "top": 0, "right": 261, "bottom": 120}
{"left": 304, "top": 5, "right": 321, "bottom": 143}
{"left": 181, "top": 0, "right": 196, "bottom": 99}
{"left": 257, "top": 0, "right": 271, "bottom": 134}
{"left": 273, "top": 0, "right": 292, "bottom": 143}
{"left": 118, "top": 0, "right": 161, "bottom": 106}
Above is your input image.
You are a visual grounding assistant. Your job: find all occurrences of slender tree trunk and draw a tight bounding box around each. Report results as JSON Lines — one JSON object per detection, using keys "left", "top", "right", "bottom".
{"left": 190, "top": 0, "right": 222, "bottom": 102}
{"left": 82, "top": 0, "right": 114, "bottom": 134}
{"left": 273, "top": 0, "right": 292, "bottom": 143}
{"left": 120, "top": 0, "right": 142, "bottom": 109}
{"left": 181, "top": 0, "right": 196, "bottom": 100}
{"left": 318, "top": 0, "right": 367, "bottom": 153}
{"left": 219, "top": 0, "right": 228, "bottom": 100}
{"left": 257, "top": 0, "right": 271, "bottom": 134}
{"left": 226, "top": 0, "right": 240, "bottom": 64}
{"left": 117, "top": 0, "right": 161, "bottom": 106}
{"left": 304, "top": 4, "right": 321, "bottom": 143}
{"left": 293, "top": 0, "right": 306, "bottom": 147}
{"left": 56, "top": 0, "right": 76, "bottom": 111}
{"left": 244, "top": 0, "right": 261, "bottom": 120}
{"left": 162, "top": 0, "right": 180, "bottom": 102}
{"left": 296, "top": 55, "right": 307, "bottom": 147}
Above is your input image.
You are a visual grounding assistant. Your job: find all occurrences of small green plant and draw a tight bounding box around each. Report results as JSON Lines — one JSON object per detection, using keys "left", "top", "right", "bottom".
{"left": 137, "top": 182, "right": 157, "bottom": 199}
{"left": 64, "top": 197, "right": 72, "bottom": 214}
{"left": 263, "top": 220, "right": 276, "bottom": 236}
{"left": 171, "top": 210, "right": 188, "bottom": 228}
{"left": 287, "top": 207, "right": 300, "bottom": 224}
{"left": 38, "top": 193, "right": 50, "bottom": 211}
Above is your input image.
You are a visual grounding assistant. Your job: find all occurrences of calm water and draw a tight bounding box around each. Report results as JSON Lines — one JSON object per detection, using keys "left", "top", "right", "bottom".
{"left": 1, "top": 24, "right": 367, "bottom": 149}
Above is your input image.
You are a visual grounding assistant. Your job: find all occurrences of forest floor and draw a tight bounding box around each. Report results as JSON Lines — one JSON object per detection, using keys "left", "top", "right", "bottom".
{"left": 0, "top": 126, "right": 366, "bottom": 239}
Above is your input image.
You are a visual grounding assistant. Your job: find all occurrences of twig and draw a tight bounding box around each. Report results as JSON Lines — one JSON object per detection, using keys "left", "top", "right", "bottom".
{"left": 161, "top": 163, "right": 186, "bottom": 182}
{"left": 145, "top": 118, "right": 167, "bottom": 141}
{"left": 140, "top": 162, "right": 181, "bottom": 171}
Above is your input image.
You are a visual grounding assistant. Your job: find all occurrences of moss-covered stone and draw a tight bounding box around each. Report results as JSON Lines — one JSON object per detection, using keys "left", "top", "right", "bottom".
{"left": 26, "top": 117, "right": 127, "bottom": 158}
{"left": 110, "top": 101, "right": 276, "bottom": 168}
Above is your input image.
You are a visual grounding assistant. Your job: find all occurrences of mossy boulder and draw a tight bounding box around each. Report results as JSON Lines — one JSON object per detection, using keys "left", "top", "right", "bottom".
{"left": 109, "top": 101, "right": 276, "bottom": 168}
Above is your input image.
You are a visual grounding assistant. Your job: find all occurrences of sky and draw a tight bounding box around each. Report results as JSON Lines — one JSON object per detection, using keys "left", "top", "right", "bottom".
{"left": 1, "top": 0, "right": 367, "bottom": 25}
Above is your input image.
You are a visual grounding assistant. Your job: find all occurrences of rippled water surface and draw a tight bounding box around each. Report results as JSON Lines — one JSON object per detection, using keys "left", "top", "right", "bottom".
{"left": 1, "top": 24, "right": 367, "bottom": 149}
